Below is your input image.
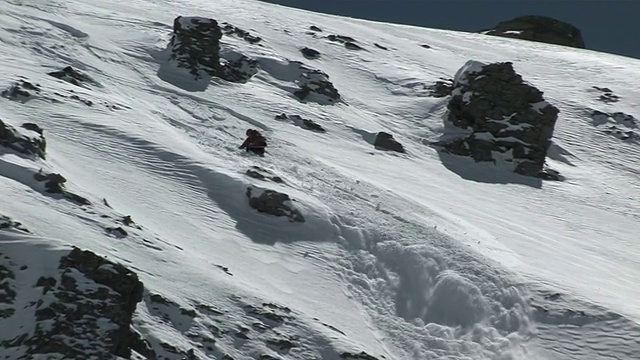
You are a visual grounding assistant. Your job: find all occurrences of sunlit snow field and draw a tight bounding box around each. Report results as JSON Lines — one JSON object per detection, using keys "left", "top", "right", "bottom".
{"left": 1, "top": 0, "right": 639, "bottom": 358}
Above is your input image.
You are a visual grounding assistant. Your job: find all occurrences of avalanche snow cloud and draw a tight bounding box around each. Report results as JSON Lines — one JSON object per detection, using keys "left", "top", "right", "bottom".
{"left": 1, "top": 0, "right": 639, "bottom": 359}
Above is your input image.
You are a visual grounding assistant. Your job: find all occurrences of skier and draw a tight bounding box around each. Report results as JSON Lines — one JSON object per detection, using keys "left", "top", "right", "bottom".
{"left": 239, "top": 129, "right": 267, "bottom": 156}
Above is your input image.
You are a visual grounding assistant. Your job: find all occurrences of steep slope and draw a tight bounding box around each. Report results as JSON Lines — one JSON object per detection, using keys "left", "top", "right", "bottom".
{"left": 1, "top": 0, "right": 639, "bottom": 359}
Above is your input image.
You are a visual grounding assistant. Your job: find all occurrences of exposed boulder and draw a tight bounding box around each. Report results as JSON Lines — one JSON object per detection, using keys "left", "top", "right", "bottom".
{"left": 293, "top": 64, "right": 340, "bottom": 104}
{"left": 245, "top": 166, "right": 285, "bottom": 184}
{"left": 0, "top": 246, "right": 144, "bottom": 359}
{"left": 0, "top": 215, "right": 29, "bottom": 233}
{"left": 221, "top": 22, "right": 262, "bottom": 44}
{"left": 327, "top": 34, "right": 356, "bottom": 43}
{"left": 309, "top": 25, "right": 323, "bottom": 32}
{"left": 106, "top": 226, "right": 128, "bottom": 238}
{"left": 345, "top": 42, "right": 364, "bottom": 51}
{"left": 374, "top": 132, "right": 405, "bottom": 153}
{"left": 275, "top": 113, "right": 326, "bottom": 133}
{"left": 259, "top": 59, "right": 339, "bottom": 105}
{"left": 33, "top": 170, "right": 91, "bottom": 205}
{"left": 0, "top": 118, "right": 46, "bottom": 159}
{"left": 484, "top": 15, "right": 585, "bottom": 49}
{"left": 1, "top": 80, "right": 41, "bottom": 102}
{"left": 592, "top": 86, "right": 620, "bottom": 103}
{"left": 340, "top": 351, "right": 380, "bottom": 360}
{"left": 246, "top": 186, "right": 305, "bottom": 223}
{"left": 325, "top": 34, "right": 364, "bottom": 50}
{"left": 47, "top": 66, "right": 96, "bottom": 87}
{"left": 300, "top": 47, "right": 320, "bottom": 60}
{"left": 374, "top": 43, "right": 389, "bottom": 50}
{"left": 439, "top": 60, "right": 559, "bottom": 177}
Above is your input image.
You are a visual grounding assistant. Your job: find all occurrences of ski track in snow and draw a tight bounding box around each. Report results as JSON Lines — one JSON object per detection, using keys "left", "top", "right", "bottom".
{"left": 1, "top": 0, "right": 639, "bottom": 359}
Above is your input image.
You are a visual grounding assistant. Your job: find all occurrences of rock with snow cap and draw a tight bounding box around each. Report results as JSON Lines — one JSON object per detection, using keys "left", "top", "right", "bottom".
{"left": 439, "top": 60, "right": 559, "bottom": 177}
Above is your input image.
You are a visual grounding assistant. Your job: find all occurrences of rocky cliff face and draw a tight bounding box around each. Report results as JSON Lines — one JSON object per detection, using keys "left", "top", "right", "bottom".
{"left": 439, "top": 60, "right": 559, "bottom": 178}
{"left": 484, "top": 15, "right": 585, "bottom": 49}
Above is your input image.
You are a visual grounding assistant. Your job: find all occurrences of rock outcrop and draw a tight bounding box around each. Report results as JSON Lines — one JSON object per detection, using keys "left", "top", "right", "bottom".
{"left": 275, "top": 113, "right": 326, "bottom": 133}
{"left": 0, "top": 215, "right": 29, "bottom": 233}
{"left": 170, "top": 16, "right": 223, "bottom": 79}
{"left": 1, "top": 80, "right": 41, "bottom": 102}
{"left": 484, "top": 15, "right": 585, "bottom": 49}
{"left": 47, "top": 66, "right": 97, "bottom": 87}
{"left": 245, "top": 166, "right": 285, "bottom": 184}
{"left": 374, "top": 132, "right": 405, "bottom": 153}
{"left": 221, "top": 22, "right": 262, "bottom": 44}
{"left": 0, "top": 246, "right": 144, "bottom": 359}
{"left": 33, "top": 170, "right": 91, "bottom": 205}
{"left": 246, "top": 186, "right": 305, "bottom": 222}
{"left": 440, "top": 60, "right": 559, "bottom": 177}
{"left": 169, "top": 16, "right": 258, "bottom": 83}
{"left": 0, "top": 118, "right": 46, "bottom": 159}
{"left": 300, "top": 47, "right": 320, "bottom": 60}
{"left": 592, "top": 86, "right": 620, "bottom": 103}
{"left": 326, "top": 34, "right": 363, "bottom": 50}
{"left": 293, "top": 64, "right": 340, "bottom": 104}
{"left": 590, "top": 110, "right": 639, "bottom": 142}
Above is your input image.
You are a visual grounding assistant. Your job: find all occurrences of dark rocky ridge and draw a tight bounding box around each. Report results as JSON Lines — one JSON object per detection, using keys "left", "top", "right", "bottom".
{"left": 484, "top": 15, "right": 585, "bottom": 49}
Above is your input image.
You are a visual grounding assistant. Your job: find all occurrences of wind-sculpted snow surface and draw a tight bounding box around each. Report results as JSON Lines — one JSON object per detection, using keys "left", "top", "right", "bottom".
{"left": 1, "top": 0, "right": 640, "bottom": 359}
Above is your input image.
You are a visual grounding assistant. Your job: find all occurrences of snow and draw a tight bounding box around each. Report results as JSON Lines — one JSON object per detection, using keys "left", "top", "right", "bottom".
{"left": 1, "top": 0, "right": 639, "bottom": 359}
{"left": 453, "top": 59, "right": 487, "bottom": 86}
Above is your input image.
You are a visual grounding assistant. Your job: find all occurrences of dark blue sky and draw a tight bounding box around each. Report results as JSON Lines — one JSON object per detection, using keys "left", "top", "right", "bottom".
{"left": 260, "top": 0, "right": 639, "bottom": 60}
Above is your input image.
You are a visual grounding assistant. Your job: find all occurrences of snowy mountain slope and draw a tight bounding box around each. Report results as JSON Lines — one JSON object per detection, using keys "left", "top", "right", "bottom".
{"left": 1, "top": 0, "right": 639, "bottom": 359}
